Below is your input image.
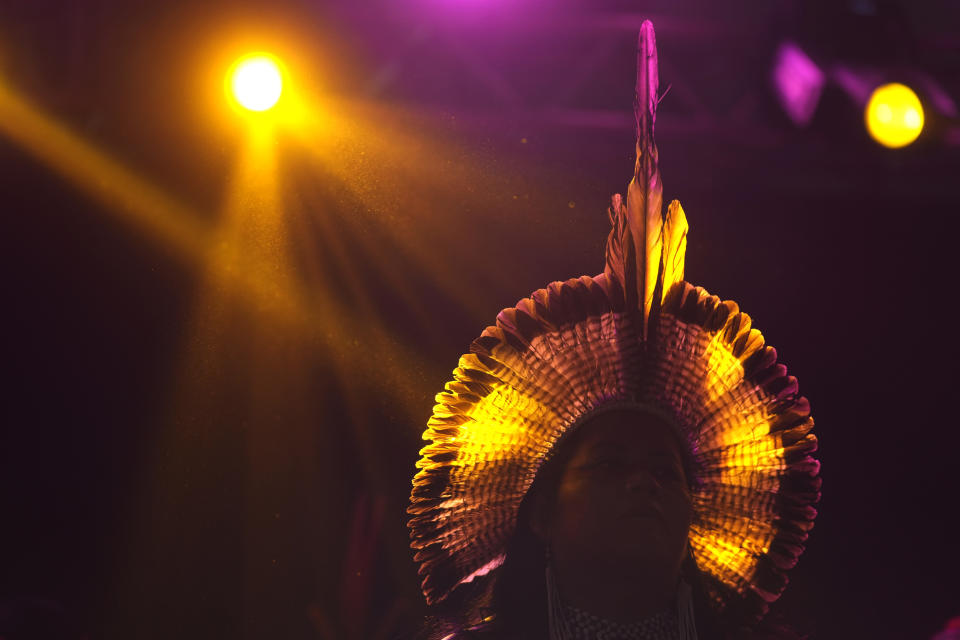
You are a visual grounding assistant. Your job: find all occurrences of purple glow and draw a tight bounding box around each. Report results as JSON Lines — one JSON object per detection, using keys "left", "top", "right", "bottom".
{"left": 916, "top": 73, "right": 958, "bottom": 117}
{"left": 830, "top": 66, "right": 878, "bottom": 105}
{"left": 772, "top": 42, "right": 825, "bottom": 127}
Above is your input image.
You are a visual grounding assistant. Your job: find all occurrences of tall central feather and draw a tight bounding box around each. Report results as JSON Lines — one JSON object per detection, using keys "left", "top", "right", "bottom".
{"left": 604, "top": 20, "right": 688, "bottom": 339}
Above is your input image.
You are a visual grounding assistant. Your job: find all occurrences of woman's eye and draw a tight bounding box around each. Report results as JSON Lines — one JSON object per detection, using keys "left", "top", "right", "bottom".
{"left": 654, "top": 467, "right": 682, "bottom": 482}
{"left": 588, "top": 458, "right": 626, "bottom": 471}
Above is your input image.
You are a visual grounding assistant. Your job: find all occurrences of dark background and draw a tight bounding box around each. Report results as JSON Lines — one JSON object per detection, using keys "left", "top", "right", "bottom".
{"left": 1, "top": 0, "right": 958, "bottom": 638}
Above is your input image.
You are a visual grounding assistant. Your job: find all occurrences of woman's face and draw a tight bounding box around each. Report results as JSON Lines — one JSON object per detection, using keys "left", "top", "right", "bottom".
{"left": 536, "top": 409, "right": 693, "bottom": 579}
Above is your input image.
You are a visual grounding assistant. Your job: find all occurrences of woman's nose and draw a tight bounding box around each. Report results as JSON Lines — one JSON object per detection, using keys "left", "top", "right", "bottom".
{"left": 624, "top": 468, "right": 660, "bottom": 494}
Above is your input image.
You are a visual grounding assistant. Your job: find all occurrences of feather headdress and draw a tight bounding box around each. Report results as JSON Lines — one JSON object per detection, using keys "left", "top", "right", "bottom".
{"left": 408, "top": 20, "right": 820, "bottom": 626}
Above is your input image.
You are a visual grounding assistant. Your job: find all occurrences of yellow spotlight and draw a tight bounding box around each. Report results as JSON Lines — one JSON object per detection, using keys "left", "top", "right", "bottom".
{"left": 864, "top": 82, "right": 924, "bottom": 148}
{"left": 227, "top": 53, "right": 284, "bottom": 112}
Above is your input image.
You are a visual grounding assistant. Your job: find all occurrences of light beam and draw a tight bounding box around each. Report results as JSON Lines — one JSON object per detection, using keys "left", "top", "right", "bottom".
{"left": 865, "top": 82, "right": 925, "bottom": 148}
{"left": 227, "top": 53, "right": 285, "bottom": 113}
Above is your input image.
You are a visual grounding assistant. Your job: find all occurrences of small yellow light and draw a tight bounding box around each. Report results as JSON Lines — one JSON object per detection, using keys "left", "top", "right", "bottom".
{"left": 228, "top": 53, "right": 283, "bottom": 112}
{"left": 864, "top": 83, "right": 924, "bottom": 148}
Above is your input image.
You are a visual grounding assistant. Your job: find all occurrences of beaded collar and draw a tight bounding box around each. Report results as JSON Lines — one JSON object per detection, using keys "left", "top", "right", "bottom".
{"left": 560, "top": 605, "right": 679, "bottom": 640}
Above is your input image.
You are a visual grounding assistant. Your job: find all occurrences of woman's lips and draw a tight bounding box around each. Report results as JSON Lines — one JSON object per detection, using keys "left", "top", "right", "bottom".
{"left": 620, "top": 505, "right": 662, "bottom": 519}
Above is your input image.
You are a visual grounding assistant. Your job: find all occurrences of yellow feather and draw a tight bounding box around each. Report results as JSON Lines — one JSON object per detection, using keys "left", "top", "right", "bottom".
{"left": 661, "top": 199, "right": 688, "bottom": 299}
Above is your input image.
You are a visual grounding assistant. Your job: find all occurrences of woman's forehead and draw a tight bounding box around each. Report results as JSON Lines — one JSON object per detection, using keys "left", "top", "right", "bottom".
{"left": 571, "top": 409, "right": 683, "bottom": 456}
